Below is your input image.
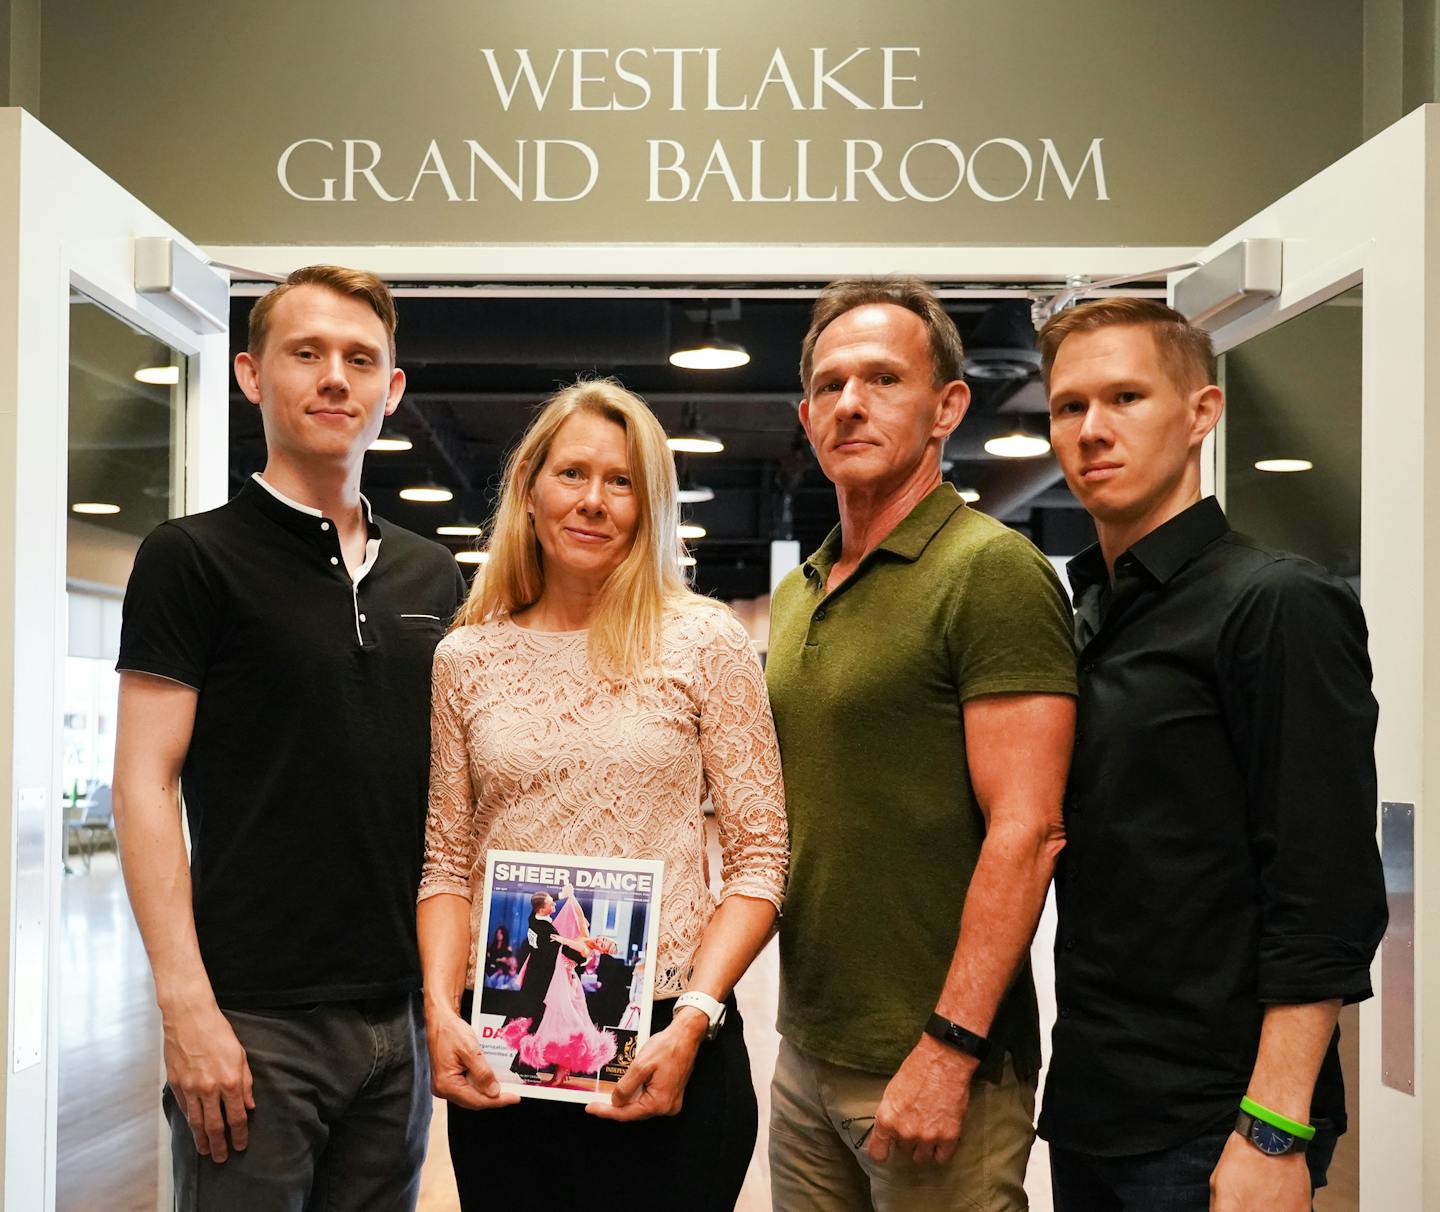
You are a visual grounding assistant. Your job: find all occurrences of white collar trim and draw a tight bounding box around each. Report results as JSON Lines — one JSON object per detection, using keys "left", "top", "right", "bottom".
{"left": 252, "top": 472, "right": 373, "bottom": 523}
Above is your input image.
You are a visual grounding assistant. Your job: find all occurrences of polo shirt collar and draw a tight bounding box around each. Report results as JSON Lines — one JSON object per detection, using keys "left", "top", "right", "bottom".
{"left": 251, "top": 472, "right": 374, "bottom": 525}
{"left": 243, "top": 474, "right": 382, "bottom": 585}
{"left": 804, "top": 482, "right": 967, "bottom": 584}
{"left": 1066, "top": 495, "right": 1229, "bottom": 594}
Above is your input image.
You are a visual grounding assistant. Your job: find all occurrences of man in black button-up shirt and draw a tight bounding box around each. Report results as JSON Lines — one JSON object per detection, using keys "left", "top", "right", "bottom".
{"left": 1034, "top": 299, "right": 1386, "bottom": 1212}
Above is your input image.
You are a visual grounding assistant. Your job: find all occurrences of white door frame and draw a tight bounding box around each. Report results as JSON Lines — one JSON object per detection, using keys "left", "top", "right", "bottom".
{"left": 1182, "top": 104, "right": 1438, "bottom": 1210}
{"left": 206, "top": 242, "right": 1196, "bottom": 292}
{"left": 9, "top": 101, "right": 1430, "bottom": 1210}
{"left": 0, "top": 108, "right": 229, "bottom": 1211}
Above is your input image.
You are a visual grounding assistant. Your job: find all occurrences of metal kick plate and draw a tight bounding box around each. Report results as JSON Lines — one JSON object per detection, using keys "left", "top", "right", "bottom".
{"left": 1381, "top": 801, "right": 1415, "bottom": 1095}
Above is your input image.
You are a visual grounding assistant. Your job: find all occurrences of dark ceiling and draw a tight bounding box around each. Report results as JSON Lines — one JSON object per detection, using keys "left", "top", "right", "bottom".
{"left": 227, "top": 292, "right": 1097, "bottom": 599}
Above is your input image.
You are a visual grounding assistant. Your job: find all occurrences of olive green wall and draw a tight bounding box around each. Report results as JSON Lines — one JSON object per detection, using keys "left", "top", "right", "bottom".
{"left": 1364, "top": 0, "right": 1440, "bottom": 136}
{"left": 1, "top": 0, "right": 40, "bottom": 114}
{"left": 9, "top": 0, "right": 1438, "bottom": 247}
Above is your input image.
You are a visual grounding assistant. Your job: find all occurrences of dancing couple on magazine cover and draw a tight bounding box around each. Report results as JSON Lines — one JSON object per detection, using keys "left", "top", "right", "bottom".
{"left": 502, "top": 884, "right": 618, "bottom": 1087}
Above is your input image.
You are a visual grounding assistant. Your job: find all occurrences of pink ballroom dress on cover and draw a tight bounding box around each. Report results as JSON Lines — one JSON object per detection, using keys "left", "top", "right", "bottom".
{"left": 503, "top": 894, "right": 617, "bottom": 1075}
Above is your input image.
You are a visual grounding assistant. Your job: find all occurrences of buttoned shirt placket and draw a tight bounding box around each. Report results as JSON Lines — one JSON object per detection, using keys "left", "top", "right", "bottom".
{"left": 252, "top": 473, "right": 381, "bottom": 646}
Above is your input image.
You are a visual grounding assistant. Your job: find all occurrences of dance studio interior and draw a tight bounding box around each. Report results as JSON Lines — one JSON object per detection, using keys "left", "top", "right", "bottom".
{"left": 3, "top": 2, "right": 1438, "bottom": 1208}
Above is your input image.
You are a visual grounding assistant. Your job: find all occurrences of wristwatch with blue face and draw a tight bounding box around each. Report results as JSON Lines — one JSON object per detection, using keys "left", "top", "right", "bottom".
{"left": 1234, "top": 1107, "right": 1309, "bottom": 1155}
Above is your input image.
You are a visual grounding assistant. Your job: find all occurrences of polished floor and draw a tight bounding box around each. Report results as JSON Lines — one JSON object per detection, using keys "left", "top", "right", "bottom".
{"left": 62, "top": 843, "right": 1356, "bottom": 1212}
{"left": 58, "top": 853, "right": 163, "bottom": 1212}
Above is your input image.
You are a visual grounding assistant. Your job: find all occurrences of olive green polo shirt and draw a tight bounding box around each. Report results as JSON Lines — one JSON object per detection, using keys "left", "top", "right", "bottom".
{"left": 766, "top": 483, "right": 1077, "bottom": 1077}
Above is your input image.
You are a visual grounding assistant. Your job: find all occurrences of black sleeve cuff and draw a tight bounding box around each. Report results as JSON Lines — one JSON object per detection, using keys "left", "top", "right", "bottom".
{"left": 114, "top": 657, "right": 202, "bottom": 691}
{"left": 1257, "top": 932, "right": 1381, "bottom": 1006}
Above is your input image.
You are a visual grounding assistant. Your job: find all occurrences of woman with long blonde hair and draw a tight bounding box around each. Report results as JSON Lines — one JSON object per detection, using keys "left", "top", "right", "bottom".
{"left": 417, "top": 379, "right": 788, "bottom": 1210}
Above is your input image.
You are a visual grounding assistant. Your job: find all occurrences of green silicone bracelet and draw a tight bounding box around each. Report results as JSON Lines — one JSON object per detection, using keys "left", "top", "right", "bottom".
{"left": 1240, "top": 1095, "right": 1317, "bottom": 1141}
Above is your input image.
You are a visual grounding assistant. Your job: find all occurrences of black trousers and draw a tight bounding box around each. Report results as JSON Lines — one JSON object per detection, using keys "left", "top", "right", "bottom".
{"left": 450, "top": 991, "right": 757, "bottom": 1211}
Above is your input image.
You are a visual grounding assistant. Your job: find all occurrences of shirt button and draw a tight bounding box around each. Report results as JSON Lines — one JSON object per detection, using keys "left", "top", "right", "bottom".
{"left": 359, "top": 613, "right": 367, "bottom": 623}
{"left": 321, "top": 521, "right": 330, "bottom": 532}
{"left": 1059, "top": 1006, "right": 1071, "bottom": 1018}
{"left": 1063, "top": 939, "right": 1076, "bottom": 951}
{"left": 814, "top": 608, "right": 827, "bottom": 621}
{"left": 329, "top": 556, "right": 339, "bottom": 566}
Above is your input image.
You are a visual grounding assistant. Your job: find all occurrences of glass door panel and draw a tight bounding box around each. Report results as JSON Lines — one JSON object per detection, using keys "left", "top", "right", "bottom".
{"left": 1219, "top": 285, "right": 1362, "bottom": 587}
{"left": 1215, "top": 283, "right": 1364, "bottom": 1212}
{"left": 59, "top": 296, "right": 188, "bottom": 1212}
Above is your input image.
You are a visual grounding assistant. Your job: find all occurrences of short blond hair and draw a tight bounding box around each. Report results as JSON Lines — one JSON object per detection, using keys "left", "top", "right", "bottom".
{"left": 1037, "top": 298, "right": 1215, "bottom": 394}
{"left": 453, "top": 379, "right": 702, "bottom": 679}
{"left": 248, "top": 265, "right": 398, "bottom": 362}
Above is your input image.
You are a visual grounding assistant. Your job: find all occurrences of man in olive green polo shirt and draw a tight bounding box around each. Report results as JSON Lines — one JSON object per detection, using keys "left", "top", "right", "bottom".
{"left": 766, "top": 277, "right": 1078, "bottom": 1212}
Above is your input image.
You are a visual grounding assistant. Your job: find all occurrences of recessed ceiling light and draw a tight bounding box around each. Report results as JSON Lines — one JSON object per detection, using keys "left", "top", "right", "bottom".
{"left": 134, "top": 365, "right": 180, "bottom": 386}
{"left": 667, "top": 432, "right": 725, "bottom": 455}
{"left": 958, "top": 488, "right": 981, "bottom": 503}
{"left": 984, "top": 432, "right": 1051, "bottom": 459}
{"left": 456, "top": 550, "right": 490, "bottom": 565}
{"left": 437, "top": 523, "right": 483, "bottom": 537}
{"left": 678, "top": 523, "right": 707, "bottom": 540}
{"left": 370, "top": 433, "right": 413, "bottom": 453}
{"left": 1254, "top": 458, "right": 1314, "bottom": 473}
{"left": 677, "top": 484, "right": 715, "bottom": 504}
{"left": 71, "top": 502, "right": 121, "bottom": 515}
{"left": 679, "top": 554, "right": 697, "bottom": 567}
{"left": 400, "top": 481, "right": 454, "bottom": 503}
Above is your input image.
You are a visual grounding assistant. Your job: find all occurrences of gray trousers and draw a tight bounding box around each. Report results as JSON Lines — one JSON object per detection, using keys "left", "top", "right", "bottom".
{"left": 164, "top": 993, "right": 431, "bottom": 1212}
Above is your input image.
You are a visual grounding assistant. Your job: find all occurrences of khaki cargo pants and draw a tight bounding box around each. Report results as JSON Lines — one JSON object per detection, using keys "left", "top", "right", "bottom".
{"left": 769, "top": 1037, "right": 1036, "bottom": 1212}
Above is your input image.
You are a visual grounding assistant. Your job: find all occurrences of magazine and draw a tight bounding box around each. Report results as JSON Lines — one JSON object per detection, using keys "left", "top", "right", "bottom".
{"left": 472, "top": 849, "right": 665, "bottom": 1105}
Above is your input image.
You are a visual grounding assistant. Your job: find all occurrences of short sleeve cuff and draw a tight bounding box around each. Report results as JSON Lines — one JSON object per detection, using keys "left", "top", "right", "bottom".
{"left": 959, "top": 674, "right": 1078, "bottom": 703}
{"left": 114, "top": 657, "right": 203, "bottom": 691}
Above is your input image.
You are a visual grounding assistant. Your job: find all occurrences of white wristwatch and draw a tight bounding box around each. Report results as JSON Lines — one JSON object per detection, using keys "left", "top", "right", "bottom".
{"left": 673, "top": 990, "right": 727, "bottom": 1040}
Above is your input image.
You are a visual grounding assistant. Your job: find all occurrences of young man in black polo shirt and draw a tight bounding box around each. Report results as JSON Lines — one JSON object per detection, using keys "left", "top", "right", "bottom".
{"left": 113, "top": 266, "right": 469, "bottom": 1209}
{"left": 1037, "top": 298, "right": 1387, "bottom": 1211}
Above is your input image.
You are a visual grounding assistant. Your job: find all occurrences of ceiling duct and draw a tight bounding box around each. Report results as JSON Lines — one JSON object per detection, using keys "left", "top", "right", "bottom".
{"left": 962, "top": 302, "right": 1043, "bottom": 383}
{"left": 965, "top": 348, "right": 1041, "bottom": 381}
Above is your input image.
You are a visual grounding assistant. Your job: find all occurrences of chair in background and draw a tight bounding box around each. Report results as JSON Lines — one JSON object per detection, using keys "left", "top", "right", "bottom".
{"left": 72, "top": 784, "right": 116, "bottom": 872}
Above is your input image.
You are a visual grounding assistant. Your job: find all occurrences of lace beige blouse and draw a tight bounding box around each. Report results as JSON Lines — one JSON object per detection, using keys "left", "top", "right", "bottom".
{"left": 418, "top": 603, "right": 788, "bottom": 998}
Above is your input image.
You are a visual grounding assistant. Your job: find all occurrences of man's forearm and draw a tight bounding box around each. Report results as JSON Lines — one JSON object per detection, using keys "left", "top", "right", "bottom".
{"left": 1245, "top": 1000, "right": 1342, "bottom": 1125}
{"left": 114, "top": 777, "right": 213, "bottom": 1011}
{"left": 934, "top": 813, "right": 1064, "bottom": 1034}
{"left": 417, "top": 892, "right": 475, "bottom": 1016}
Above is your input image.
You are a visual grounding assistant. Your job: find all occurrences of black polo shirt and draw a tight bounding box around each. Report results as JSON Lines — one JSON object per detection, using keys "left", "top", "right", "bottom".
{"left": 1038, "top": 496, "right": 1387, "bottom": 1156}
{"left": 117, "top": 475, "right": 467, "bottom": 1008}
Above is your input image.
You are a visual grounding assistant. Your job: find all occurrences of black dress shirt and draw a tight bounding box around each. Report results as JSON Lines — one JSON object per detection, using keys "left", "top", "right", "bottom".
{"left": 1038, "top": 496, "right": 1387, "bottom": 1156}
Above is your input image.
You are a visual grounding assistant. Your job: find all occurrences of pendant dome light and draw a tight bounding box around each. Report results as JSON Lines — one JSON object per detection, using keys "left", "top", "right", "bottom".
{"left": 669, "top": 306, "right": 750, "bottom": 371}
{"left": 369, "top": 431, "right": 414, "bottom": 453}
{"left": 984, "top": 429, "right": 1051, "bottom": 458}
{"left": 399, "top": 474, "right": 454, "bottom": 503}
{"left": 666, "top": 402, "right": 725, "bottom": 454}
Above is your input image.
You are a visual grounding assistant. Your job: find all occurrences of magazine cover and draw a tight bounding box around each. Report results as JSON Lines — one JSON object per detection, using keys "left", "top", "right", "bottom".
{"left": 473, "top": 849, "right": 665, "bottom": 1105}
